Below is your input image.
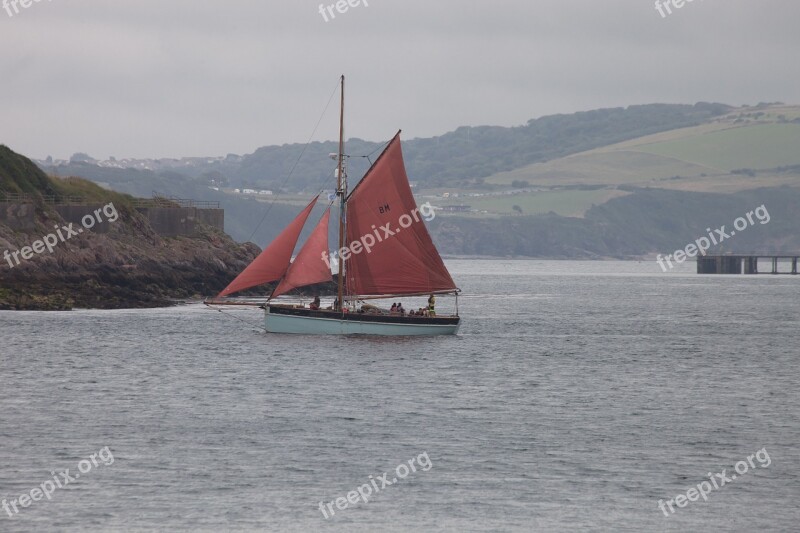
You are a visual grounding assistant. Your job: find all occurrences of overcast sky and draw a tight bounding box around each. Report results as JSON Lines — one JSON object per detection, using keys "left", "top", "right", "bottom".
{"left": 1, "top": 0, "right": 798, "bottom": 160}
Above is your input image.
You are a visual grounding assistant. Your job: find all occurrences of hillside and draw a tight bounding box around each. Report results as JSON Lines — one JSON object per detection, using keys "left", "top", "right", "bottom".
{"left": 482, "top": 104, "right": 800, "bottom": 209}
{"left": 35, "top": 103, "right": 733, "bottom": 240}
{"left": 28, "top": 102, "right": 800, "bottom": 259}
{"left": 0, "top": 146, "right": 258, "bottom": 310}
{"left": 39, "top": 102, "right": 731, "bottom": 191}
{"left": 428, "top": 187, "right": 800, "bottom": 258}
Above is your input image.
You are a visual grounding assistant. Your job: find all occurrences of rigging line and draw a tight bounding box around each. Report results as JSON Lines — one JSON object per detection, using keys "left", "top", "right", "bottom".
{"left": 360, "top": 137, "right": 392, "bottom": 167}
{"left": 204, "top": 303, "right": 267, "bottom": 332}
{"left": 315, "top": 137, "right": 391, "bottom": 194}
{"left": 247, "top": 79, "right": 342, "bottom": 242}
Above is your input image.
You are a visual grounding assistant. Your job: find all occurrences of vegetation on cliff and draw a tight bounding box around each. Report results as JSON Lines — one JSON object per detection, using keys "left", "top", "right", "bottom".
{"left": 0, "top": 146, "right": 258, "bottom": 310}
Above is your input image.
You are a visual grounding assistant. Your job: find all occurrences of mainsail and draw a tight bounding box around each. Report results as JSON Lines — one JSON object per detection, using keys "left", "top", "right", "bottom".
{"left": 272, "top": 208, "right": 332, "bottom": 298}
{"left": 344, "top": 132, "right": 457, "bottom": 296}
{"left": 217, "top": 196, "right": 319, "bottom": 297}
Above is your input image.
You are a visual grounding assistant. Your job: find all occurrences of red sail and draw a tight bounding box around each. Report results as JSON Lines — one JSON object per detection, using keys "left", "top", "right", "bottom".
{"left": 218, "top": 196, "right": 318, "bottom": 297}
{"left": 272, "top": 208, "right": 332, "bottom": 298}
{"left": 344, "top": 132, "right": 457, "bottom": 296}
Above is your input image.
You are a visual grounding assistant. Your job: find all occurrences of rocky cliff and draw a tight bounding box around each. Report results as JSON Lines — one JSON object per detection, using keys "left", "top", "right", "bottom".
{"left": 0, "top": 146, "right": 258, "bottom": 310}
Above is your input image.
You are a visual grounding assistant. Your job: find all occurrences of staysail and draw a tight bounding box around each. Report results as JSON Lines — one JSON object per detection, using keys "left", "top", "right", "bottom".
{"left": 272, "top": 208, "right": 332, "bottom": 298}
{"left": 217, "top": 196, "right": 319, "bottom": 297}
{"left": 344, "top": 132, "right": 457, "bottom": 296}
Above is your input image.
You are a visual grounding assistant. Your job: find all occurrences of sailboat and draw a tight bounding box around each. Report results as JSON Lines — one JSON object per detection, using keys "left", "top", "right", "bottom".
{"left": 212, "top": 76, "right": 461, "bottom": 335}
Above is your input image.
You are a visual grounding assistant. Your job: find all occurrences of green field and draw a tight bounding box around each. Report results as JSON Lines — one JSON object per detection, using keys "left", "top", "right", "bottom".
{"left": 438, "top": 189, "right": 629, "bottom": 217}
{"left": 482, "top": 106, "right": 800, "bottom": 210}
{"left": 486, "top": 150, "right": 716, "bottom": 187}
{"left": 634, "top": 123, "right": 800, "bottom": 171}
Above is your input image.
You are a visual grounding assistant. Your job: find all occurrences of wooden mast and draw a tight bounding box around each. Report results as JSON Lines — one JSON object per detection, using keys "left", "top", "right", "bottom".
{"left": 336, "top": 75, "right": 346, "bottom": 310}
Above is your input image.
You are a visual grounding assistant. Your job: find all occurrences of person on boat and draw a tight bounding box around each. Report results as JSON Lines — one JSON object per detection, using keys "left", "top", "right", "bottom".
{"left": 397, "top": 303, "right": 405, "bottom": 315}
{"left": 390, "top": 303, "right": 398, "bottom": 314}
{"left": 309, "top": 296, "right": 321, "bottom": 310}
{"left": 427, "top": 294, "right": 436, "bottom": 316}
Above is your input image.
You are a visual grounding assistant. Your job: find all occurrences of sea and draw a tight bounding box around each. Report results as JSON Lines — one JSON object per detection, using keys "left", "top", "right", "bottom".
{"left": 1, "top": 260, "right": 798, "bottom": 532}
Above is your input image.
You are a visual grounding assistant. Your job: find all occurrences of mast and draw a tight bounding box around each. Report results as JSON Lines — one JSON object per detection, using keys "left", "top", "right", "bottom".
{"left": 336, "top": 75, "right": 346, "bottom": 310}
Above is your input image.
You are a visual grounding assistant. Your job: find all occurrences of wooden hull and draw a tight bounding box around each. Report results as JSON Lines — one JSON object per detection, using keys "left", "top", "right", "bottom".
{"left": 265, "top": 305, "right": 460, "bottom": 336}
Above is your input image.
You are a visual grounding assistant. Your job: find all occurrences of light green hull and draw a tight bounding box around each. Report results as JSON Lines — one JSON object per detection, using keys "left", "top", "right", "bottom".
{"left": 264, "top": 307, "right": 460, "bottom": 336}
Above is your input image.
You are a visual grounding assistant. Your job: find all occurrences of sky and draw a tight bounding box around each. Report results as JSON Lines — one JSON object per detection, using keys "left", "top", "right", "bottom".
{"left": 1, "top": 0, "right": 798, "bottom": 160}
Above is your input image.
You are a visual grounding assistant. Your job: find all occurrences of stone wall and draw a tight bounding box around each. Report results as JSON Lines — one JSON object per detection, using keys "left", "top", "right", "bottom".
{"left": 55, "top": 205, "right": 115, "bottom": 234}
{"left": 0, "top": 202, "right": 224, "bottom": 238}
{"left": 0, "top": 202, "right": 36, "bottom": 230}
{"left": 135, "top": 207, "right": 224, "bottom": 237}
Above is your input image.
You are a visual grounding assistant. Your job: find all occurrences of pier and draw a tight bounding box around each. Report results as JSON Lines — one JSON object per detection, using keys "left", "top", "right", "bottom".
{"left": 697, "top": 253, "right": 800, "bottom": 274}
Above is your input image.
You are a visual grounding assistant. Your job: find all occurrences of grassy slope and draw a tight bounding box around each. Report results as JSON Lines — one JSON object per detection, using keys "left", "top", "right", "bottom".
{"left": 0, "top": 145, "right": 56, "bottom": 195}
{"left": 1, "top": 144, "right": 136, "bottom": 208}
{"left": 634, "top": 123, "right": 800, "bottom": 171}
{"left": 433, "top": 189, "right": 630, "bottom": 218}
{"left": 480, "top": 105, "right": 800, "bottom": 216}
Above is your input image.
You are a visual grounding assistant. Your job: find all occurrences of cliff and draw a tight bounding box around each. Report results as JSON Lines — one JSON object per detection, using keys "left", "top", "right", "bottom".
{"left": 0, "top": 146, "right": 258, "bottom": 310}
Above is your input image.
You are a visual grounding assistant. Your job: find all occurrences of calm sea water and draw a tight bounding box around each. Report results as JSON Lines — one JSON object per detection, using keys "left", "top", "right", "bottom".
{"left": 1, "top": 260, "right": 798, "bottom": 532}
